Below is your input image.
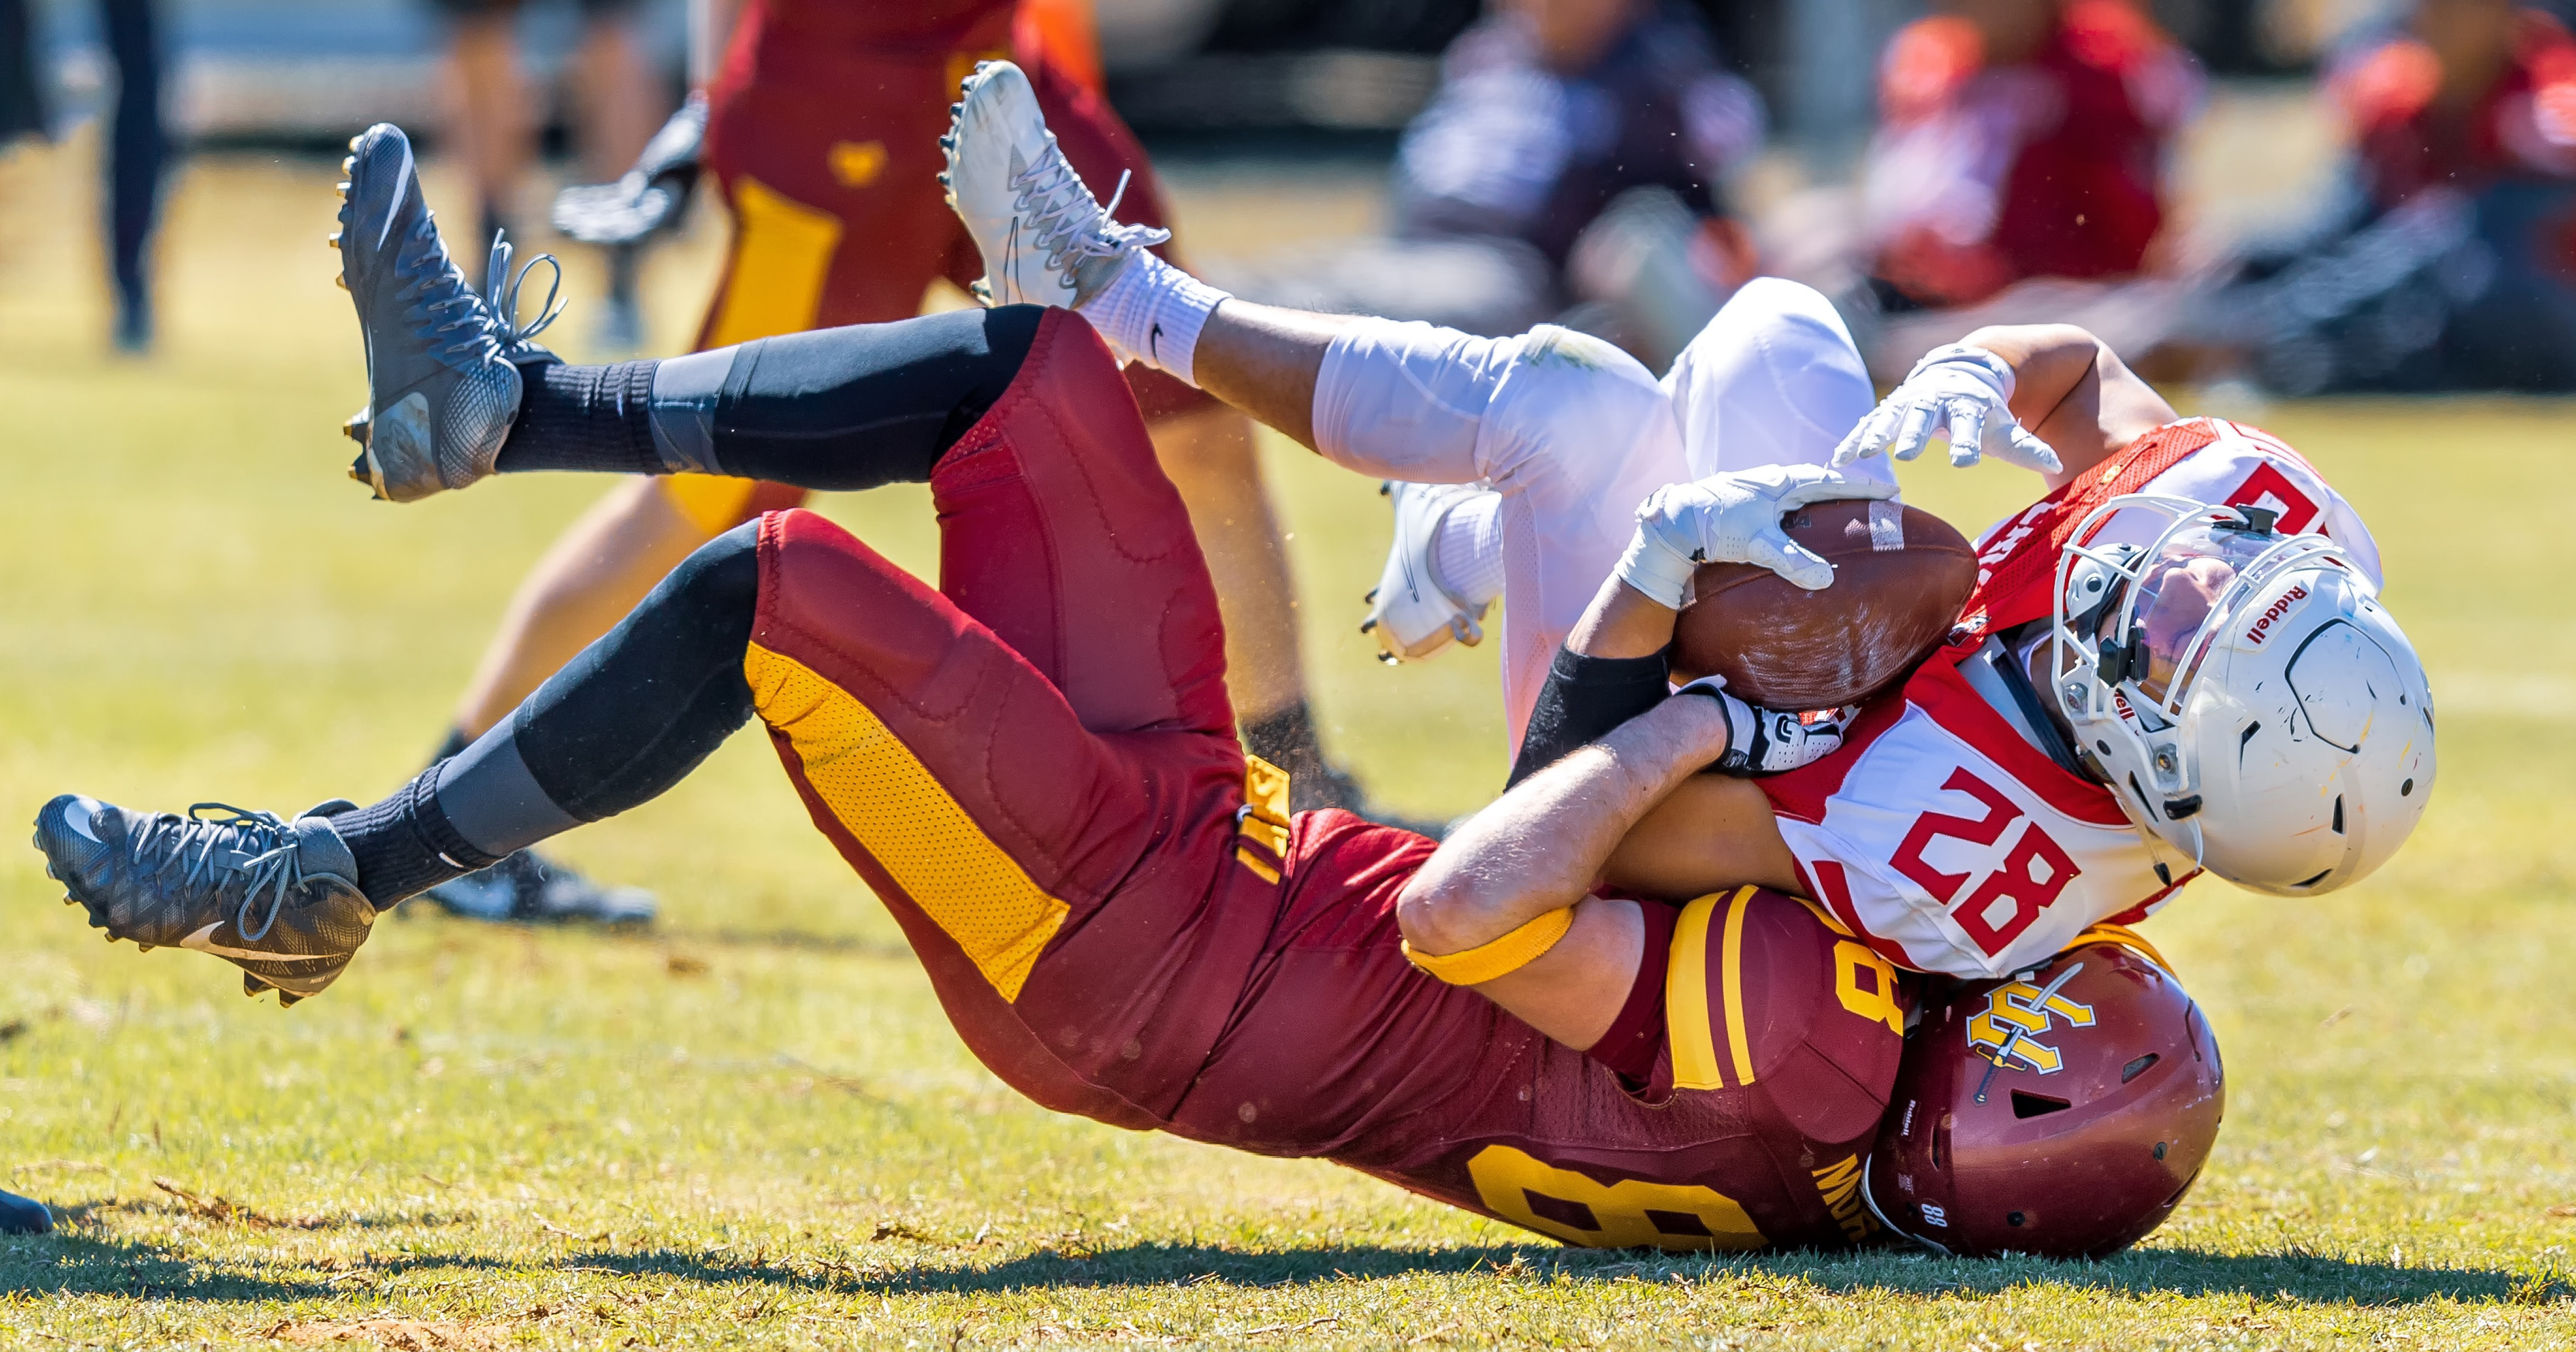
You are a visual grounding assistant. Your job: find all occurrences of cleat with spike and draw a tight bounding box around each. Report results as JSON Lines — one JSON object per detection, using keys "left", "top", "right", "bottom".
{"left": 336, "top": 123, "right": 565, "bottom": 503}
{"left": 942, "top": 60, "right": 1170, "bottom": 314}
{"left": 31, "top": 794, "right": 380, "bottom": 1004}
{"left": 1362, "top": 481, "right": 1499, "bottom": 663}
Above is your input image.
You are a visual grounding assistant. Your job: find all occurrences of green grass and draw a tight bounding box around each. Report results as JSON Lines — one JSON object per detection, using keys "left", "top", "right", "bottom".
{"left": 1, "top": 140, "right": 2573, "bottom": 1347}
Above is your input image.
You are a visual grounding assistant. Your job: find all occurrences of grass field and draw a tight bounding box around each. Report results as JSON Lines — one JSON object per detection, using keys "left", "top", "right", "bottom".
{"left": 2, "top": 133, "right": 2575, "bottom": 1349}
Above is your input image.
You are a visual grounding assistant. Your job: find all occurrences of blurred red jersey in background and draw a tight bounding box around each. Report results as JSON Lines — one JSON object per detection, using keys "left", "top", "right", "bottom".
{"left": 2331, "top": 5, "right": 2576, "bottom": 207}
{"left": 1865, "top": 0, "right": 2204, "bottom": 309}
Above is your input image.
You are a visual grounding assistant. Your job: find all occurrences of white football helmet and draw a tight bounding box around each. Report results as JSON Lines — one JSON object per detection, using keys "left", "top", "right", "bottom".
{"left": 2048, "top": 495, "right": 2435, "bottom": 895}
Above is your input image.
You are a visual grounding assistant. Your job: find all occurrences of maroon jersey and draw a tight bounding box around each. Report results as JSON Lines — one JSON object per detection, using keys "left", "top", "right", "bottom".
{"left": 1167, "top": 814, "right": 1917, "bottom": 1252}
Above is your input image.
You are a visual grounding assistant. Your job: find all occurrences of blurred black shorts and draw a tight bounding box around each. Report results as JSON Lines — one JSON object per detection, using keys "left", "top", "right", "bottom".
{"left": 425, "top": 0, "right": 640, "bottom": 17}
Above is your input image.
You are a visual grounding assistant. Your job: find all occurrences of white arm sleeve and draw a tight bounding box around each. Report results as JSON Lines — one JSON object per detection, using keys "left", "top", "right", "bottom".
{"left": 1310, "top": 319, "right": 1525, "bottom": 483}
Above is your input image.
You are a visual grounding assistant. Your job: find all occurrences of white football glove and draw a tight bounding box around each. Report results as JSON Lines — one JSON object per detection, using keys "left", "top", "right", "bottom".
{"left": 1833, "top": 344, "right": 2063, "bottom": 474}
{"left": 1674, "top": 676, "right": 1851, "bottom": 776}
{"left": 1615, "top": 464, "right": 1898, "bottom": 602}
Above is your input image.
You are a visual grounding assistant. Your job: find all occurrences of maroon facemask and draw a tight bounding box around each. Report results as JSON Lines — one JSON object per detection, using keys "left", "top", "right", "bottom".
{"left": 1862, "top": 937, "right": 2225, "bottom": 1258}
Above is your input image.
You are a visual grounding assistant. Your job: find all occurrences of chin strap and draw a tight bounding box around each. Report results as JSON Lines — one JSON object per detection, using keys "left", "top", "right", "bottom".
{"left": 1858, "top": 1154, "right": 1952, "bottom": 1256}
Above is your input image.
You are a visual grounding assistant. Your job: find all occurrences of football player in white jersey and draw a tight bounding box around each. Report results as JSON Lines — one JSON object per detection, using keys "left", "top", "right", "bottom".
{"left": 943, "top": 60, "right": 2435, "bottom": 989}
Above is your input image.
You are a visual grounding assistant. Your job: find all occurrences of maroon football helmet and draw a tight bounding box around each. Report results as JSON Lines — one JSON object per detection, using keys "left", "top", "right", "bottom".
{"left": 1861, "top": 934, "right": 2224, "bottom": 1258}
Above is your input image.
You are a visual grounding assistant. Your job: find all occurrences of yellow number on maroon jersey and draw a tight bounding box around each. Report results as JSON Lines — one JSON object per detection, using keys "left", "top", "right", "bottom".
{"left": 1466, "top": 1145, "right": 1767, "bottom": 1252}
{"left": 1832, "top": 940, "right": 1906, "bottom": 1034}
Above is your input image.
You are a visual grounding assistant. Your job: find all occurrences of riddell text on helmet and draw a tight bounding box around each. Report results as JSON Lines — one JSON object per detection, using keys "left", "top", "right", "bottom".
{"left": 2241, "top": 583, "right": 2310, "bottom": 647}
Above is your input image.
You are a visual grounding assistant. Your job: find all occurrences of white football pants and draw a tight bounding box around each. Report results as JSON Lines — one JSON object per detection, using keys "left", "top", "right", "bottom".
{"left": 1308, "top": 277, "right": 1886, "bottom": 751}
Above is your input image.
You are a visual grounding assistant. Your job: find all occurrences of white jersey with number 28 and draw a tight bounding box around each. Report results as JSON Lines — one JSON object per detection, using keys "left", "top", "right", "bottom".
{"left": 1758, "top": 419, "right": 2382, "bottom": 978}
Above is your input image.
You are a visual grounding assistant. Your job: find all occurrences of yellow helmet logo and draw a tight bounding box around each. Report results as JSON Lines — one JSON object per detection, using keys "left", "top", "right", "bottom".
{"left": 1965, "top": 965, "right": 2096, "bottom": 1075}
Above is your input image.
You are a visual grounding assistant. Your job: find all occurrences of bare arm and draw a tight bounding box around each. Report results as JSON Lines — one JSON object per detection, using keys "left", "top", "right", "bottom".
{"left": 1397, "top": 694, "right": 1737, "bottom": 1050}
{"left": 1565, "top": 573, "right": 1681, "bottom": 661}
{"left": 1187, "top": 300, "right": 1360, "bottom": 451}
{"left": 1960, "top": 324, "right": 2180, "bottom": 491}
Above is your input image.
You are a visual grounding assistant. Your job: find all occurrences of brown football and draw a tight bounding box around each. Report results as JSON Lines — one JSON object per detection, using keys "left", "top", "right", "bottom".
{"left": 1671, "top": 498, "right": 1978, "bottom": 709}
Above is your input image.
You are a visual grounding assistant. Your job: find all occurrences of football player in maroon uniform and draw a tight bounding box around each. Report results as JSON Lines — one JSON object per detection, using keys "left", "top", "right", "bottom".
{"left": 36, "top": 100, "right": 2219, "bottom": 1256}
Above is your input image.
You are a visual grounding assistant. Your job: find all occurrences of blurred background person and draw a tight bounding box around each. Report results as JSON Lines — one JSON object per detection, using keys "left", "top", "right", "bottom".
{"left": 431, "top": 0, "right": 665, "bottom": 342}
{"left": 1217, "top": 0, "right": 1766, "bottom": 371}
{"left": 1850, "top": 0, "right": 2205, "bottom": 380}
{"left": 2208, "top": 0, "right": 2576, "bottom": 393}
{"left": 0, "top": 0, "right": 39, "bottom": 145}
{"left": 95, "top": 0, "right": 164, "bottom": 353}
{"left": 0, "top": 0, "right": 167, "bottom": 351}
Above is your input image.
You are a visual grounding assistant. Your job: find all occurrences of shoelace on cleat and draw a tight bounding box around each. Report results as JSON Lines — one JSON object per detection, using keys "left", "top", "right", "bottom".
{"left": 128, "top": 803, "right": 325, "bottom": 945}
{"left": 1006, "top": 146, "right": 1170, "bottom": 275}
{"left": 483, "top": 234, "right": 565, "bottom": 360}
{"left": 387, "top": 213, "right": 563, "bottom": 370}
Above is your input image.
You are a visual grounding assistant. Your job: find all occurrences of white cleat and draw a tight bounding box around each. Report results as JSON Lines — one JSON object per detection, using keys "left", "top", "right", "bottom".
{"left": 1361, "top": 481, "right": 1497, "bottom": 664}
{"left": 940, "top": 60, "right": 1168, "bottom": 312}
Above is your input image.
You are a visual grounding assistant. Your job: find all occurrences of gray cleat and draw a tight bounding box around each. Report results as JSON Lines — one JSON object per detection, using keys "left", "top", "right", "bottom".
{"left": 32, "top": 794, "right": 379, "bottom": 1006}
{"left": 333, "top": 122, "right": 563, "bottom": 503}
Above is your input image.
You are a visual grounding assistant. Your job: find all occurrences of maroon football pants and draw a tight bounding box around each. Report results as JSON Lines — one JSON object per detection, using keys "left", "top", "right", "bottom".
{"left": 743, "top": 309, "right": 1282, "bottom": 1127}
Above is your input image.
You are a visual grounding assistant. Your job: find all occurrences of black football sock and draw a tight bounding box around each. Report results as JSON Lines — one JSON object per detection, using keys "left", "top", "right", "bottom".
{"left": 493, "top": 305, "right": 1042, "bottom": 489}
{"left": 1241, "top": 699, "right": 1361, "bottom": 813}
{"left": 327, "top": 771, "right": 498, "bottom": 908}
{"left": 496, "top": 360, "right": 662, "bottom": 476}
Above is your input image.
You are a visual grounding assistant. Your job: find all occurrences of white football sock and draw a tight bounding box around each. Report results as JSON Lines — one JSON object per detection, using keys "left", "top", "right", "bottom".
{"left": 1432, "top": 488, "right": 1505, "bottom": 608}
{"left": 1077, "top": 250, "right": 1229, "bottom": 387}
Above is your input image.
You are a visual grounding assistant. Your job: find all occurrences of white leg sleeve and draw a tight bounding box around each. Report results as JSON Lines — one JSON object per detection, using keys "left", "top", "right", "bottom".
{"left": 1315, "top": 318, "right": 1692, "bottom": 751}
{"left": 1662, "top": 277, "right": 1894, "bottom": 490}
{"left": 1309, "top": 319, "right": 1522, "bottom": 483}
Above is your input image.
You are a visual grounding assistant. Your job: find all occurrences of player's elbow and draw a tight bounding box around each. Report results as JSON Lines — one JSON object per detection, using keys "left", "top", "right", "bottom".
{"left": 1394, "top": 859, "right": 1523, "bottom": 959}
{"left": 1395, "top": 837, "right": 1554, "bottom": 958}
{"left": 1394, "top": 875, "right": 1475, "bottom": 956}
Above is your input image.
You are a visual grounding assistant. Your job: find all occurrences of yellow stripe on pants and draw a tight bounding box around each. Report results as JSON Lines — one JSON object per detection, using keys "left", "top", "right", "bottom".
{"left": 745, "top": 642, "right": 1070, "bottom": 1001}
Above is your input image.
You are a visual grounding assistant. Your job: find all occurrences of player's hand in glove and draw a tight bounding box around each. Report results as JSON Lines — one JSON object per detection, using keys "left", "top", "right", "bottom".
{"left": 552, "top": 92, "right": 708, "bottom": 247}
{"left": 1615, "top": 464, "right": 1898, "bottom": 600}
{"left": 1675, "top": 676, "right": 1851, "bottom": 775}
{"left": 1833, "top": 344, "right": 2062, "bottom": 474}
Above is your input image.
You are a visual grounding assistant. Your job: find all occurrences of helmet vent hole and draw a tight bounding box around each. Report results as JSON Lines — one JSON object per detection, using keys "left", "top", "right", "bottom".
{"left": 2009, "top": 1091, "right": 2073, "bottom": 1119}
{"left": 2122, "top": 1053, "right": 2160, "bottom": 1083}
{"left": 2153, "top": 1141, "right": 2168, "bottom": 1160}
{"left": 2401, "top": 778, "right": 2414, "bottom": 796}
{"left": 2006, "top": 1211, "right": 2026, "bottom": 1227}
{"left": 2331, "top": 796, "right": 2345, "bottom": 835}
{"left": 2295, "top": 867, "right": 2332, "bottom": 888}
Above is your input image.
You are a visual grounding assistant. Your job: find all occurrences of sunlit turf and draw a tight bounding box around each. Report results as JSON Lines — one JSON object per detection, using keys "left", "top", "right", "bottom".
{"left": 1, "top": 138, "right": 2573, "bottom": 1346}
